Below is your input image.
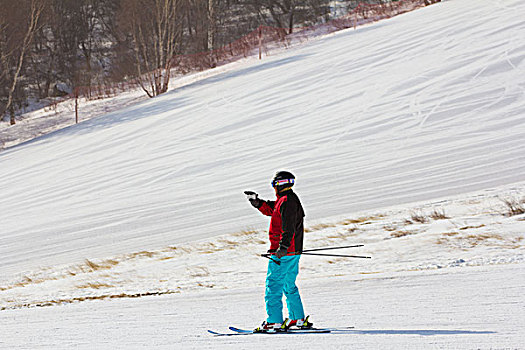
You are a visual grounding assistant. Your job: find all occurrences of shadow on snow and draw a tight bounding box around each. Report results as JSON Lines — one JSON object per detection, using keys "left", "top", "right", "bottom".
{"left": 338, "top": 329, "right": 496, "bottom": 336}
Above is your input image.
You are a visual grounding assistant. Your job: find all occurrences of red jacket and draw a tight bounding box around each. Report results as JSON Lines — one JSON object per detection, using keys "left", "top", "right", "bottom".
{"left": 258, "top": 190, "right": 305, "bottom": 254}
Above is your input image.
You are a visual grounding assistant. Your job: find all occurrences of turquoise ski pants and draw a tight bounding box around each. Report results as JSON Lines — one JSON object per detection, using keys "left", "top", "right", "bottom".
{"left": 265, "top": 255, "right": 305, "bottom": 323}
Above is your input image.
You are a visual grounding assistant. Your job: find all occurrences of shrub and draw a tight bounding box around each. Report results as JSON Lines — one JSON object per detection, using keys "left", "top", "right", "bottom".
{"left": 500, "top": 197, "right": 525, "bottom": 216}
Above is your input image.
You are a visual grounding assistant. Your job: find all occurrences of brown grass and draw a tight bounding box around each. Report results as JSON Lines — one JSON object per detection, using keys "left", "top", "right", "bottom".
{"left": 76, "top": 282, "right": 114, "bottom": 289}
{"left": 326, "top": 231, "right": 349, "bottom": 239}
{"left": 383, "top": 224, "right": 398, "bottom": 232}
{"left": 338, "top": 218, "right": 366, "bottom": 225}
{"left": 437, "top": 232, "right": 507, "bottom": 247}
{"left": 459, "top": 224, "right": 486, "bottom": 230}
{"left": 436, "top": 237, "right": 448, "bottom": 245}
{"left": 196, "top": 282, "right": 215, "bottom": 288}
{"left": 80, "top": 259, "right": 119, "bottom": 272}
{"left": 187, "top": 266, "right": 210, "bottom": 277}
{"left": 409, "top": 211, "right": 429, "bottom": 224}
{"left": 430, "top": 208, "right": 449, "bottom": 220}
{"left": 217, "top": 238, "right": 238, "bottom": 246}
{"left": 464, "top": 233, "right": 504, "bottom": 245}
{"left": 84, "top": 259, "right": 102, "bottom": 271}
{"left": 231, "top": 229, "right": 259, "bottom": 237}
{"left": 390, "top": 230, "right": 417, "bottom": 238}
{"left": 500, "top": 197, "right": 525, "bottom": 216}
{"left": 338, "top": 215, "right": 383, "bottom": 225}
{"left": 128, "top": 251, "right": 158, "bottom": 259}
{"left": 1, "top": 290, "right": 181, "bottom": 311}
{"left": 305, "top": 215, "right": 384, "bottom": 232}
{"left": 442, "top": 231, "right": 459, "bottom": 236}
{"left": 305, "top": 223, "right": 337, "bottom": 232}
{"left": 9, "top": 274, "right": 58, "bottom": 290}
{"left": 158, "top": 256, "right": 175, "bottom": 261}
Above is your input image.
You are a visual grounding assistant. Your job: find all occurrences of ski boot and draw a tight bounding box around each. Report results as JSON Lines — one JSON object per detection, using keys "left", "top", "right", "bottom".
{"left": 254, "top": 321, "right": 285, "bottom": 333}
{"left": 282, "top": 315, "right": 314, "bottom": 330}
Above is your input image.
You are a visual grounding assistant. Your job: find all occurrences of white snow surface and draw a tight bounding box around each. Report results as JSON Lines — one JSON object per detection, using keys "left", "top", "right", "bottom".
{"left": 1, "top": 0, "right": 525, "bottom": 348}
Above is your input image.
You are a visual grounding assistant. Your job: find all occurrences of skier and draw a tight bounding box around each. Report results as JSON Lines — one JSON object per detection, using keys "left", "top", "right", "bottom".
{"left": 246, "top": 171, "right": 313, "bottom": 332}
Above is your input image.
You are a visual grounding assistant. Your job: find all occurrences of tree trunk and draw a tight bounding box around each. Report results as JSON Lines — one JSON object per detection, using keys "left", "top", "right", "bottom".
{"left": 3, "top": 0, "right": 44, "bottom": 125}
{"left": 9, "top": 104, "right": 15, "bottom": 126}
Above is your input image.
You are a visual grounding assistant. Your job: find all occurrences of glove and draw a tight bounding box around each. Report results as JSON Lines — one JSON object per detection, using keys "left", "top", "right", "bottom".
{"left": 275, "top": 245, "right": 289, "bottom": 258}
{"left": 244, "top": 191, "right": 262, "bottom": 208}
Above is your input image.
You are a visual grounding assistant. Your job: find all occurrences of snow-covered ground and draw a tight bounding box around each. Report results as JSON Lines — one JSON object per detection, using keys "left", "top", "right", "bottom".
{"left": 1, "top": 183, "right": 524, "bottom": 311}
{"left": 0, "top": 61, "right": 260, "bottom": 151}
{"left": 1, "top": 263, "right": 523, "bottom": 349}
{"left": 1, "top": 0, "right": 524, "bottom": 348}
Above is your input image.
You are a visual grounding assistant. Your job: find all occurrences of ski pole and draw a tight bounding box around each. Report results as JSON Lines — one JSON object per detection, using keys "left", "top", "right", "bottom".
{"left": 261, "top": 253, "right": 281, "bottom": 265}
{"left": 302, "top": 244, "right": 364, "bottom": 253}
{"left": 301, "top": 252, "right": 371, "bottom": 259}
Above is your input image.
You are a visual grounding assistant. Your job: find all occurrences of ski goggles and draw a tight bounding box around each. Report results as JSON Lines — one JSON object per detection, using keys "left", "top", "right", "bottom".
{"left": 271, "top": 178, "right": 294, "bottom": 188}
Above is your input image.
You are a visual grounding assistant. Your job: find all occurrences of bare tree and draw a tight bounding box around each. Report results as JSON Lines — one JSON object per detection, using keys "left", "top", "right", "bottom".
{"left": 120, "top": 0, "right": 182, "bottom": 97}
{"left": 0, "top": 0, "right": 45, "bottom": 125}
{"left": 248, "top": 0, "right": 330, "bottom": 34}
{"left": 207, "top": 0, "right": 216, "bottom": 50}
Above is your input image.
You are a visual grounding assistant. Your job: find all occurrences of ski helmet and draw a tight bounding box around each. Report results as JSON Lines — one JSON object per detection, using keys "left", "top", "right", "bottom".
{"left": 271, "top": 171, "right": 295, "bottom": 190}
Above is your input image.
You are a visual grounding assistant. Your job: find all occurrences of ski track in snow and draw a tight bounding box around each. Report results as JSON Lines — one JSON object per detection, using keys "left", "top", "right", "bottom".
{"left": 0, "top": 185, "right": 523, "bottom": 312}
{"left": 0, "top": 0, "right": 524, "bottom": 348}
{"left": 0, "top": 264, "right": 523, "bottom": 349}
{"left": 1, "top": 0, "right": 524, "bottom": 278}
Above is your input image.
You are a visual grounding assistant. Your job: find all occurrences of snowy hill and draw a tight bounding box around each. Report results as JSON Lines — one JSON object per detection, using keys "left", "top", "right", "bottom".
{"left": 0, "top": 0, "right": 524, "bottom": 348}
{"left": 1, "top": 0, "right": 524, "bottom": 277}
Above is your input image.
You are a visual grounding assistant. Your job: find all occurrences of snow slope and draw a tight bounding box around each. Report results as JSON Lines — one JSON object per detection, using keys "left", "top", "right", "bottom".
{"left": 1, "top": 0, "right": 524, "bottom": 279}
{"left": 1, "top": 0, "right": 525, "bottom": 348}
{"left": 1, "top": 264, "right": 523, "bottom": 349}
{"left": 1, "top": 183, "right": 523, "bottom": 311}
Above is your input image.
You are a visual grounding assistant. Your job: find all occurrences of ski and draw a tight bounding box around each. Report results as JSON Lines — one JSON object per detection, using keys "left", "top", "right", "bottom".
{"left": 229, "top": 326, "right": 328, "bottom": 334}
{"left": 207, "top": 328, "right": 331, "bottom": 336}
{"left": 207, "top": 329, "right": 251, "bottom": 336}
{"left": 230, "top": 326, "right": 354, "bottom": 333}
{"left": 208, "top": 326, "right": 354, "bottom": 336}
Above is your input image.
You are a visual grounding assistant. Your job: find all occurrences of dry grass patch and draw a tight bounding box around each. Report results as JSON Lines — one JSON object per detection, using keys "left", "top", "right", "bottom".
{"left": 158, "top": 256, "right": 175, "bottom": 261}
{"left": 464, "top": 233, "right": 504, "bottom": 245}
{"left": 81, "top": 259, "right": 107, "bottom": 272}
{"left": 383, "top": 224, "right": 398, "bottom": 232}
{"left": 80, "top": 258, "right": 119, "bottom": 272}
{"left": 409, "top": 211, "right": 429, "bottom": 224}
{"left": 232, "top": 229, "right": 259, "bottom": 237}
{"left": 127, "top": 251, "right": 158, "bottom": 259}
{"left": 162, "top": 246, "right": 191, "bottom": 254}
{"left": 430, "top": 208, "right": 449, "bottom": 220}
{"left": 76, "top": 282, "right": 115, "bottom": 289}
{"left": 438, "top": 232, "right": 508, "bottom": 248}
{"left": 500, "top": 197, "right": 525, "bottom": 217}
{"left": 196, "top": 282, "right": 215, "bottom": 288}
{"left": 338, "top": 215, "right": 383, "bottom": 225}
{"left": 346, "top": 226, "right": 359, "bottom": 234}
{"left": 2, "top": 290, "right": 182, "bottom": 311}
{"left": 442, "top": 231, "right": 459, "bottom": 236}
{"left": 187, "top": 266, "right": 210, "bottom": 277}
{"left": 436, "top": 237, "right": 448, "bottom": 245}
{"left": 7, "top": 275, "right": 58, "bottom": 290}
{"left": 459, "top": 224, "right": 485, "bottom": 230}
{"left": 305, "top": 215, "right": 384, "bottom": 232}
{"left": 405, "top": 208, "right": 449, "bottom": 225}
{"left": 217, "top": 238, "right": 238, "bottom": 246}
{"left": 390, "top": 230, "right": 417, "bottom": 238}
{"left": 305, "top": 223, "right": 337, "bottom": 232}
{"left": 326, "top": 231, "right": 350, "bottom": 239}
